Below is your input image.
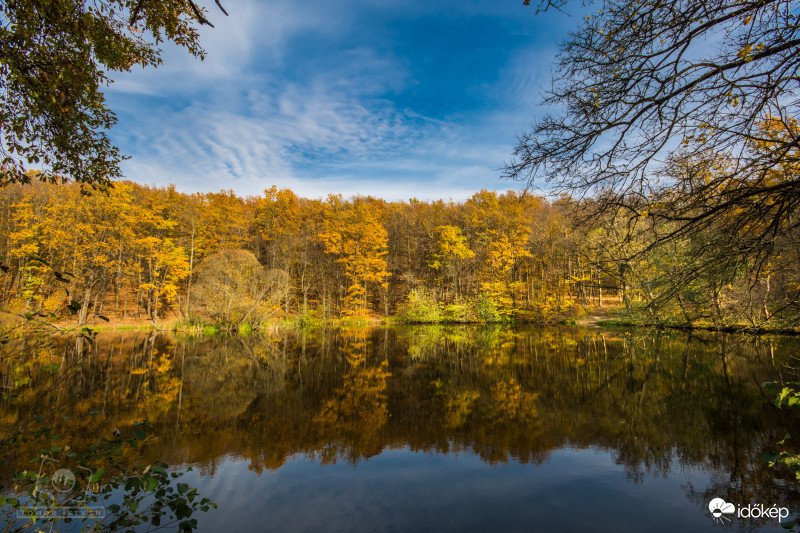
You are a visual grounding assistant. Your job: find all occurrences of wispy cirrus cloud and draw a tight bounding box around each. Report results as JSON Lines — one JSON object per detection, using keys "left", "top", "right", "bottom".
{"left": 106, "top": 0, "right": 577, "bottom": 200}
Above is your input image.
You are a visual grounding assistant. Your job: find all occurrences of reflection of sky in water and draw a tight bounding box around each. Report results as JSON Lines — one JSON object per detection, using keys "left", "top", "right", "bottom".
{"left": 5, "top": 327, "right": 800, "bottom": 531}
{"left": 182, "top": 446, "right": 780, "bottom": 533}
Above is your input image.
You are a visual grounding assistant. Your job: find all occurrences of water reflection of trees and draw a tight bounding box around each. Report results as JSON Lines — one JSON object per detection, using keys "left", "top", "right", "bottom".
{"left": 312, "top": 329, "right": 390, "bottom": 463}
{"left": 2, "top": 326, "right": 800, "bottom": 505}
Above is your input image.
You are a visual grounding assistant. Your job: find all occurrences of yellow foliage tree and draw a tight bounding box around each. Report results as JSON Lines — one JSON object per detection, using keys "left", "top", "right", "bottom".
{"left": 427, "top": 225, "right": 474, "bottom": 301}
{"left": 318, "top": 197, "right": 390, "bottom": 317}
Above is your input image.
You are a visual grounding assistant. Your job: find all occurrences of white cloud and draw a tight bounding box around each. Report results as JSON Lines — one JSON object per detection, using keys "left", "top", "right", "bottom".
{"left": 106, "top": 0, "right": 566, "bottom": 200}
{"left": 109, "top": 0, "right": 344, "bottom": 96}
{"left": 118, "top": 78, "right": 510, "bottom": 201}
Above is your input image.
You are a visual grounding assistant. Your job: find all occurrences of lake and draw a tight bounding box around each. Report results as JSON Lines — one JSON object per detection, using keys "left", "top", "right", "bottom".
{"left": 2, "top": 325, "right": 800, "bottom": 532}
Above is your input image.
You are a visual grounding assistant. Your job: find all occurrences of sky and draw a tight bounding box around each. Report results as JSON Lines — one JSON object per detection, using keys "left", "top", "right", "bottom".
{"left": 106, "top": 0, "right": 581, "bottom": 201}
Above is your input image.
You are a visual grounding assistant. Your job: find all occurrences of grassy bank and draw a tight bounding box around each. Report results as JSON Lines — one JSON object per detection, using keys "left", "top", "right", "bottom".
{"left": 592, "top": 309, "right": 800, "bottom": 336}
{"left": 15, "top": 303, "right": 799, "bottom": 336}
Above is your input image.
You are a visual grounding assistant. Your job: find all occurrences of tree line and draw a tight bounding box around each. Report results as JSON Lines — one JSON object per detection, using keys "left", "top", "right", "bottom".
{"left": 0, "top": 169, "right": 798, "bottom": 328}
{"left": 0, "top": 180, "right": 604, "bottom": 326}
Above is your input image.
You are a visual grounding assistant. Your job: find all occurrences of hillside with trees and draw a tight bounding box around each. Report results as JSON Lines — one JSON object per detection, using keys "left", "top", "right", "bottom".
{"left": 1, "top": 172, "right": 798, "bottom": 330}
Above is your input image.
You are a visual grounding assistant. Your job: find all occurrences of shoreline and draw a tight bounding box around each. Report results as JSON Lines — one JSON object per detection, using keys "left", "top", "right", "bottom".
{"left": 4, "top": 306, "right": 798, "bottom": 336}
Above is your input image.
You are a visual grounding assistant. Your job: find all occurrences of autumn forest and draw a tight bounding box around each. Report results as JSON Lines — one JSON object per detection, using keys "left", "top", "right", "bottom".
{"left": 0, "top": 181, "right": 591, "bottom": 327}
{"left": 2, "top": 157, "right": 799, "bottom": 331}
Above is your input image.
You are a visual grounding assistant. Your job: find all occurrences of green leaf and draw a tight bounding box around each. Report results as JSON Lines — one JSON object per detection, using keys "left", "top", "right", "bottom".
{"left": 88, "top": 467, "right": 105, "bottom": 483}
{"left": 144, "top": 476, "right": 159, "bottom": 491}
{"left": 762, "top": 451, "right": 782, "bottom": 466}
{"left": 134, "top": 429, "right": 147, "bottom": 441}
{"left": 175, "top": 501, "right": 192, "bottom": 519}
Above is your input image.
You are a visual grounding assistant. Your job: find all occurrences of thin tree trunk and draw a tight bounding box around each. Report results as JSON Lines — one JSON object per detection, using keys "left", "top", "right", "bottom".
{"left": 185, "top": 222, "right": 195, "bottom": 318}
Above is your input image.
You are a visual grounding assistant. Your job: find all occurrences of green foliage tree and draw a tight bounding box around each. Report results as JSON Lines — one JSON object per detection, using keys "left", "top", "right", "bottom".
{"left": 0, "top": 0, "right": 227, "bottom": 189}
{"left": 398, "top": 288, "right": 441, "bottom": 323}
{"left": 762, "top": 381, "right": 800, "bottom": 491}
{"left": 471, "top": 293, "right": 501, "bottom": 323}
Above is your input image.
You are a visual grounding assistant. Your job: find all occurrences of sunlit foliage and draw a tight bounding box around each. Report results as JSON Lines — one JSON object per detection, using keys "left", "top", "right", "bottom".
{"left": 1, "top": 179, "right": 798, "bottom": 327}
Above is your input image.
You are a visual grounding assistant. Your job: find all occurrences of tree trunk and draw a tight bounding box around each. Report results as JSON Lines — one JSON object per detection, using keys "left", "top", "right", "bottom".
{"left": 185, "top": 222, "right": 195, "bottom": 318}
{"left": 78, "top": 281, "right": 93, "bottom": 326}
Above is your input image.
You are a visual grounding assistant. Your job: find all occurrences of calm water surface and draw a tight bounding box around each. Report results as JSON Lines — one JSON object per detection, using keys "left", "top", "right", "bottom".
{"left": 3, "top": 325, "right": 800, "bottom": 532}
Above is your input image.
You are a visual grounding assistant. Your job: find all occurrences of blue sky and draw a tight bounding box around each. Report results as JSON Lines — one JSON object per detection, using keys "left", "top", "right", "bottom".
{"left": 107, "top": 0, "right": 580, "bottom": 201}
